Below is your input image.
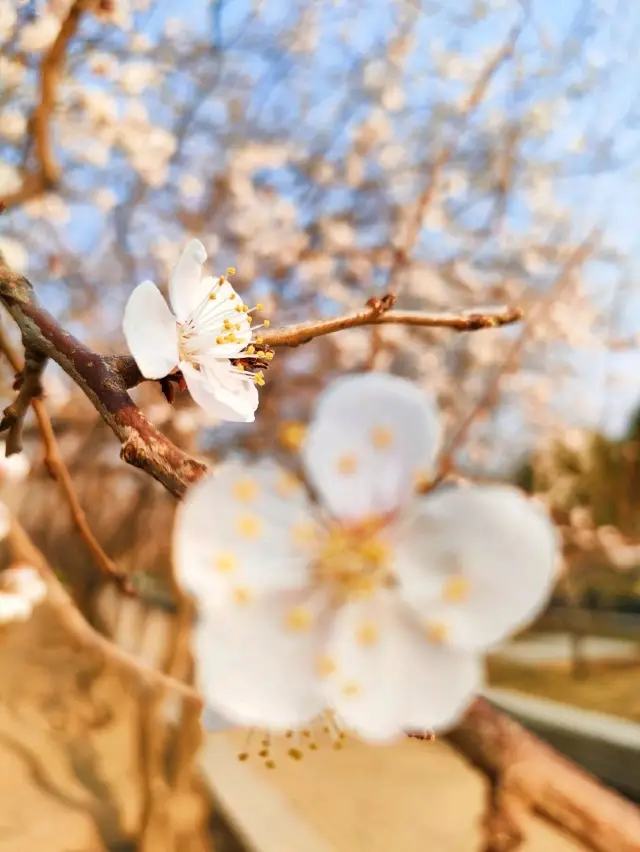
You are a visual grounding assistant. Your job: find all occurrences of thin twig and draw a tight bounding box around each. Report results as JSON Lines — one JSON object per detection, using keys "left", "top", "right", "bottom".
{"left": 0, "top": 324, "right": 132, "bottom": 592}
{"left": 0, "top": 346, "right": 47, "bottom": 455}
{"left": 262, "top": 305, "right": 524, "bottom": 348}
{"left": 436, "top": 237, "right": 596, "bottom": 480}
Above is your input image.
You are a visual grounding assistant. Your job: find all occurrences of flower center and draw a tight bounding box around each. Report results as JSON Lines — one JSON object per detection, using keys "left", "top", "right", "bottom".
{"left": 313, "top": 520, "right": 395, "bottom": 601}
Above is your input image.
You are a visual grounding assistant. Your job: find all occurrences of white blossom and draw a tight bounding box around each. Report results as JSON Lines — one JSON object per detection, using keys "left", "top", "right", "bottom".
{"left": 0, "top": 110, "right": 27, "bottom": 142}
{"left": 0, "top": 444, "right": 30, "bottom": 483}
{"left": 174, "top": 373, "right": 559, "bottom": 743}
{"left": 0, "top": 564, "right": 47, "bottom": 625}
{"left": 0, "top": 238, "right": 28, "bottom": 273}
{"left": 18, "top": 13, "right": 61, "bottom": 52}
{"left": 123, "top": 240, "right": 268, "bottom": 423}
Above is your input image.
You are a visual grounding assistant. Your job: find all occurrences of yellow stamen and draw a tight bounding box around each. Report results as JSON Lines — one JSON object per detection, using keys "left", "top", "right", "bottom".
{"left": 337, "top": 454, "right": 357, "bottom": 475}
{"left": 356, "top": 621, "right": 379, "bottom": 646}
{"left": 284, "top": 605, "right": 314, "bottom": 632}
{"left": 316, "top": 654, "right": 337, "bottom": 678}
{"left": 426, "top": 620, "right": 449, "bottom": 644}
{"left": 233, "top": 478, "right": 259, "bottom": 502}
{"left": 227, "top": 266, "right": 236, "bottom": 275}
{"left": 442, "top": 575, "right": 469, "bottom": 603}
{"left": 235, "top": 514, "right": 262, "bottom": 539}
{"left": 370, "top": 425, "right": 394, "bottom": 450}
{"left": 232, "top": 586, "right": 253, "bottom": 605}
{"left": 214, "top": 552, "right": 238, "bottom": 574}
{"left": 342, "top": 681, "right": 361, "bottom": 698}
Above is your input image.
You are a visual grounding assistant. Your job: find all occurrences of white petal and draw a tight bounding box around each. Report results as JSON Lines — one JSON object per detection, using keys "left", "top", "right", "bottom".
{"left": 169, "top": 239, "right": 207, "bottom": 322}
{"left": 201, "top": 706, "right": 234, "bottom": 733}
{"left": 0, "top": 593, "right": 33, "bottom": 624}
{"left": 194, "top": 591, "right": 327, "bottom": 730}
{"left": 123, "top": 280, "right": 179, "bottom": 379}
{"left": 181, "top": 360, "right": 258, "bottom": 423}
{"left": 1, "top": 565, "right": 47, "bottom": 606}
{"left": 172, "top": 460, "right": 318, "bottom": 610}
{"left": 303, "top": 373, "right": 440, "bottom": 523}
{"left": 396, "top": 486, "right": 559, "bottom": 651}
{"left": 322, "top": 592, "right": 480, "bottom": 742}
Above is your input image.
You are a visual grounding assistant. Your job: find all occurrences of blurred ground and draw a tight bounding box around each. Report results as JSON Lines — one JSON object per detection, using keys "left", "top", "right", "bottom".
{"left": 203, "top": 730, "right": 584, "bottom": 852}
{"left": 494, "top": 633, "right": 640, "bottom": 665}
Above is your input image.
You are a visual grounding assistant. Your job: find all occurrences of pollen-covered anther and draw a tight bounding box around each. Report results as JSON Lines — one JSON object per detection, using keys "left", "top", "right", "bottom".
{"left": 232, "top": 586, "right": 253, "bottom": 605}
{"left": 426, "top": 620, "right": 449, "bottom": 644}
{"left": 342, "top": 681, "right": 361, "bottom": 698}
{"left": 214, "top": 552, "right": 238, "bottom": 574}
{"left": 337, "top": 454, "right": 357, "bottom": 475}
{"left": 284, "top": 604, "right": 314, "bottom": 632}
{"left": 370, "top": 425, "right": 394, "bottom": 450}
{"left": 233, "top": 478, "right": 259, "bottom": 502}
{"left": 235, "top": 514, "right": 262, "bottom": 539}
{"left": 442, "top": 575, "right": 469, "bottom": 603}
{"left": 315, "top": 654, "right": 337, "bottom": 678}
{"left": 356, "top": 621, "right": 379, "bottom": 646}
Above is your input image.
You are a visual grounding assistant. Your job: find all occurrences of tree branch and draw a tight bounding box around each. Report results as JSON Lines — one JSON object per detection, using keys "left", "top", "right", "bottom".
{"left": 261, "top": 304, "right": 524, "bottom": 348}
{"left": 1, "top": 1, "right": 85, "bottom": 209}
{"left": 0, "top": 324, "right": 131, "bottom": 591}
{"left": 447, "top": 698, "right": 640, "bottom": 852}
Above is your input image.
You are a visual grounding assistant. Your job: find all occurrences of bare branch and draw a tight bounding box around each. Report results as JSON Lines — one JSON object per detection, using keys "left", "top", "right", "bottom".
{"left": 262, "top": 304, "right": 524, "bottom": 348}
{"left": 0, "top": 324, "right": 132, "bottom": 592}
{"left": 0, "top": 346, "right": 46, "bottom": 455}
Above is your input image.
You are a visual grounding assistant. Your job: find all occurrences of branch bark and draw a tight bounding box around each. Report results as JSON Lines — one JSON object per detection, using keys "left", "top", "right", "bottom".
{"left": 447, "top": 698, "right": 640, "bottom": 852}
{"left": 0, "top": 324, "right": 130, "bottom": 591}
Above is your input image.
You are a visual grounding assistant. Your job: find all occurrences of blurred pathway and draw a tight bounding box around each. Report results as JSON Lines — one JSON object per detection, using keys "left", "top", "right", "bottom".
{"left": 493, "top": 633, "right": 640, "bottom": 664}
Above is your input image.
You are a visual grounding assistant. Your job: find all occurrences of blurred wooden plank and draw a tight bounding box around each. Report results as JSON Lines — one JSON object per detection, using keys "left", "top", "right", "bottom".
{"left": 201, "top": 735, "right": 333, "bottom": 852}
{"left": 202, "top": 731, "right": 583, "bottom": 852}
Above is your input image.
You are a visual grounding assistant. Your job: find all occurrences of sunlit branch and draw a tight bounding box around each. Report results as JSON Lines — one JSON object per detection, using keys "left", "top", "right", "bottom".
{"left": 261, "top": 304, "right": 524, "bottom": 348}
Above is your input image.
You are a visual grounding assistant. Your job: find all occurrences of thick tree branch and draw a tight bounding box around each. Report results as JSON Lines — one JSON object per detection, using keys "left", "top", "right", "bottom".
{"left": 447, "top": 698, "right": 640, "bottom": 852}
{"left": 0, "top": 324, "right": 131, "bottom": 591}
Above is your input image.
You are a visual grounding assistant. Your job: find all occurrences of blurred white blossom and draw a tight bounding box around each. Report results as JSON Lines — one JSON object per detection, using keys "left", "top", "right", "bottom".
{"left": 0, "top": 564, "right": 47, "bottom": 625}
{"left": 175, "top": 374, "right": 558, "bottom": 743}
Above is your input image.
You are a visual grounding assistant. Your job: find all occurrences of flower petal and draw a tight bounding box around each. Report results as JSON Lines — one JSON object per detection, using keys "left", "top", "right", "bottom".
{"left": 169, "top": 238, "right": 208, "bottom": 322}
{"left": 123, "top": 280, "right": 179, "bottom": 379}
{"left": 173, "top": 460, "right": 318, "bottom": 610}
{"left": 181, "top": 360, "right": 259, "bottom": 423}
{"left": 322, "top": 592, "right": 480, "bottom": 742}
{"left": 201, "top": 706, "right": 234, "bottom": 733}
{"left": 395, "top": 485, "right": 559, "bottom": 651}
{"left": 194, "top": 590, "right": 327, "bottom": 730}
{"left": 303, "top": 373, "right": 440, "bottom": 523}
